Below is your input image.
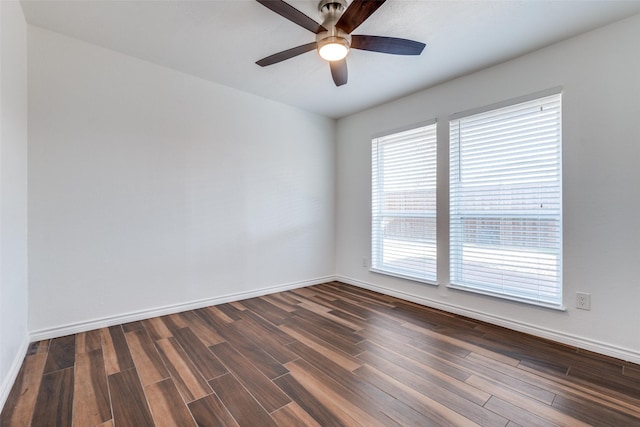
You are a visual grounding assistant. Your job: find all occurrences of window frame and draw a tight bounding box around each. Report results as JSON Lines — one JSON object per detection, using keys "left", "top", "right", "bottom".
{"left": 371, "top": 120, "right": 438, "bottom": 285}
{"left": 448, "top": 89, "right": 563, "bottom": 309}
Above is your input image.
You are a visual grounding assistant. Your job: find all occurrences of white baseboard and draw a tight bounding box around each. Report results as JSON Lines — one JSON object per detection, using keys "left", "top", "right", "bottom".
{"left": 0, "top": 335, "right": 30, "bottom": 412}
{"left": 30, "top": 275, "right": 337, "bottom": 342}
{"left": 25, "top": 272, "right": 640, "bottom": 365}
{"left": 337, "top": 275, "right": 640, "bottom": 365}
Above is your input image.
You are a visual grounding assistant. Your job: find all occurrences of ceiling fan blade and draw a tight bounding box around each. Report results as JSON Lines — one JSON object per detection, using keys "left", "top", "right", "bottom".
{"left": 256, "top": 42, "right": 317, "bottom": 67}
{"left": 330, "top": 59, "right": 348, "bottom": 86}
{"left": 335, "top": 0, "right": 387, "bottom": 34}
{"left": 351, "top": 35, "right": 426, "bottom": 55}
{"left": 256, "top": 0, "right": 326, "bottom": 34}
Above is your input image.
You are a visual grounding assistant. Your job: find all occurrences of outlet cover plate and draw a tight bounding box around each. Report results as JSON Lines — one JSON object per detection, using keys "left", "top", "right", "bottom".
{"left": 576, "top": 292, "right": 591, "bottom": 310}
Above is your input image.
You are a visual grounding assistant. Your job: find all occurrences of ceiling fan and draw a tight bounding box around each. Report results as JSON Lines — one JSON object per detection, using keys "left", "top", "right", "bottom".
{"left": 255, "top": 0, "right": 426, "bottom": 86}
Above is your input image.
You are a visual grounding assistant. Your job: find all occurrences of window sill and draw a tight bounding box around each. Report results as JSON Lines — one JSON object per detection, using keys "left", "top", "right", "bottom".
{"left": 369, "top": 268, "right": 437, "bottom": 287}
{"left": 447, "top": 283, "right": 566, "bottom": 311}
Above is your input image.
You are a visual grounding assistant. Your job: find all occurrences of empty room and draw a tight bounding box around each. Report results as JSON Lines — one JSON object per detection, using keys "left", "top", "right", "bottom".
{"left": 1, "top": 0, "right": 639, "bottom": 425}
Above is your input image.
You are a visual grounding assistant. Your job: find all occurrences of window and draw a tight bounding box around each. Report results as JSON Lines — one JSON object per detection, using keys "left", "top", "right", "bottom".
{"left": 372, "top": 123, "right": 437, "bottom": 283}
{"left": 449, "top": 93, "right": 562, "bottom": 307}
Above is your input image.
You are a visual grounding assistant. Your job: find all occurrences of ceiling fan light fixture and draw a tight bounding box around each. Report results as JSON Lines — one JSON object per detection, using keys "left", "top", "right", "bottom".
{"left": 317, "top": 36, "right": 349, "bottom": 61}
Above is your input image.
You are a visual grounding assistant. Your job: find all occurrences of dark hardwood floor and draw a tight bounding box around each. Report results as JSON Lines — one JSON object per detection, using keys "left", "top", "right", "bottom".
{"left": 2, "top": 281, "right": 639, "bottom": 426}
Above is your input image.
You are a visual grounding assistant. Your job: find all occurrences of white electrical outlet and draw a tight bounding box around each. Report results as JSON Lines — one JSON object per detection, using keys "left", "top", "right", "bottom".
{"left": 576, "top": 292, "right": 591, "bottom": 310}
{"left": 362, "top": 257, "right": 368, "bottom": 267}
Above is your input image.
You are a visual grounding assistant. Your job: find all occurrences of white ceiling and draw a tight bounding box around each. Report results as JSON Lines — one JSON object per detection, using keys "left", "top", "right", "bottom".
{"left": 20, "top": 0, "right": 640, "bottom": 119}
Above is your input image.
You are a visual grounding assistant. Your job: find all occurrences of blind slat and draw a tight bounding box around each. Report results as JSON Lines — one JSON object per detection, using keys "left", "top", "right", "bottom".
{"left": 373, "top": 123, "right": 437, "bottom": 283}
{"left": 450, "top": 93, "right": 562, "bottom": 307}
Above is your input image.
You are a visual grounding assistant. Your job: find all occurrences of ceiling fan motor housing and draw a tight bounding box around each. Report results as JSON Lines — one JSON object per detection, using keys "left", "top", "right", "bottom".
{"left": 316, "top": 0, "right": 351, "bottom": 55}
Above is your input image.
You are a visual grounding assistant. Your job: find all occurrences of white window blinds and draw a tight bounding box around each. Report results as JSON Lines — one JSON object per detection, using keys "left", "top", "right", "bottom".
{"left": 449, "top": 93, "right": 562, "bottom": 307}
{"left": 372, "top": 123, "right": 437, "bottom": 283}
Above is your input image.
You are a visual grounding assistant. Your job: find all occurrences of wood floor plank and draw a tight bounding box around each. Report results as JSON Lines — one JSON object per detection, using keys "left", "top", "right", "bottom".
{"left": 203, "top": 305, "right": 236, "bottom": 324}
{"left": 338, "top": 285, "right": 399, "bottom": 305}
{"left": 0, "top": 353, "right": 47, "bottom": 426}
{"left": 121, "top": 320, "right": 145, "bottom": 332}
{"left": 353, "top": 364, "right": 481, "bottom": 427}
{"left": 358, "top": 348, "right": 506, "bottom": 426}
{"left": 274, "top": 290, "right": 305, "bottom": 305}
{"left": 315, "top": 294, "right": 373, "bottom": 320}
{"left": 76, "top": 329, "right": 102, "bottom": 354}
{"left": 43, "top": 334, "right": 75, "bottom": 373}
{"left": 358, "top": 323, "right": 414, "bottom": 348}
{"left": 260, "top": 294, "right": 299, "bottom": 313}
{"left": 156, "top": 337, "right": 212, "bottom": 402}
{"left": 32, "top": 367, "right": 74, "bottom": 426}
{"left": 286, "top": 340, "right": 390, "bottom": 405}
{"left": 273, "top": 373, "right": 357, "bottom": 427}
{"left": 358, "top": 340, "right": 490, "bottom": 405}
{"left": 236, "top": 309, "right": 296, "bottom": 346}
{"left": 283, "top": 313, "right": 362, "bottom": 356}
{"left": 304, "top": 286, "right": 338, "bottom": 302}
{"left": 388, "top": 340, "right": 472, "bottom": 383}
{"left": 465, "top": 374, "right": 590, "bottom": 427}
{"left": 568, "top": 363, "right": 640, "bottom": 400}
{"left": 4, "top": 282, "right": 640, "bottom": 427}
{"left": 215, "top": 302, "right": 244, "bottom": 321}
{"left": 188, "top": 394, "right": 239, "bottom": 427}
{"left": 307, "top": 293, "right": 342, "bottom": 308}
{"left": 551, "top": 392, "right": 640, "bottom": 426}
{"left": 317, "top": 282, "right": 396, "bottom": 306}
{"left": 280, "top": 323, "right": 362, "bottom": 372}
{"left": 146, "top": 378, "right": 197, "bottom": 427}
{"left": 405, "top": 327, "right": 472, "bottom": 359}
{"left": 287, "top": 287, "right": 321, "bottom": 300}
{"left": 101, "top": 325, "right": 134, "bottom": 375}
{"left": 228, "top": 301, "right": 247, "bottom": 312}
{"left": 298, "top": 301, "right": 363, "bottom": 331}
{"left": 470, "top": 349, "right": 640, "bottom": 418}
{"left": 143, "top": 316, "right": 174, "bottom": 340}
{"left": 209, "top": 373, "right": 279, "bottom": 427}
{"left": 624, "top": 363, "right": 640, "bottom": 379}
{"left": 325, "top": 307, "right": 369, "bottom": 330}
{"left": 380, "top": 400, "right": 447, "bottom": 427}
{"left": 285, "top": 359, "right": 391, "bottom": 427}
{"left": 232, "top": 311, "right": 299, "bottom": 364}
{"left": 27, "top": 340, "right": 50, "bottom": 355}
{"left": 397, "top": 301, "right": 479, "bottom": 331}
{"left": 72, "top": 349, "right": 111, "bottom": 426}
{"left": 441, "top": 349, "right": 557, "bottom": 404}
{"left": 240, "top": 296, "right": 291, "bottom": 325}
{"left": 296, "top": 298, "right": 331, "bottom": 314}
{"left": 160, "top": 313, "right": 190, "bottom": 332}
{"left": 178, "top": 310, "right": 225, "bottom": 346}
{"left": 470, "top": 332, "right": 571, "bottom": 376}
{"left": 292, "top": 307, "right": 363, "bottom": 345}
{"left": 171, "top": 327, "right": 227, "bottom": 380}
{"left": 209, "top": 341, "right": 290, "bottom": 412}
{"left": 217, "top": 322, "right": 289, "bottom": 379}
{"left": 108, "top": 368, "right": 154, "bottom": 427}
{"left": 271, "top": 402, "right": 322, "bottom": 427}
{"left": 402, "top": 320, "right": 521, "bottom": 366}
{"left": 193, "top": 307, "right": 232, "bottom": 335}
{"left": 518, "top": 356, "right": 573, "bottom": 376}
{"left": 125, "top": 328, "right": 170, "bottom": 385}
{"left": 484, "top": 396, "right": 556, "bottom": 427}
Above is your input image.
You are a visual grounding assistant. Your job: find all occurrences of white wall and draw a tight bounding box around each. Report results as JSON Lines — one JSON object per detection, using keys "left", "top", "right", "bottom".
{"left": 336, "top": 14, "right": 640, "bottom": 362}
{"left": 0, "top": 0, "right": 29, "bottom": 407}
{"left": 28, "top": 26, "right": 335, "bottom": 334}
